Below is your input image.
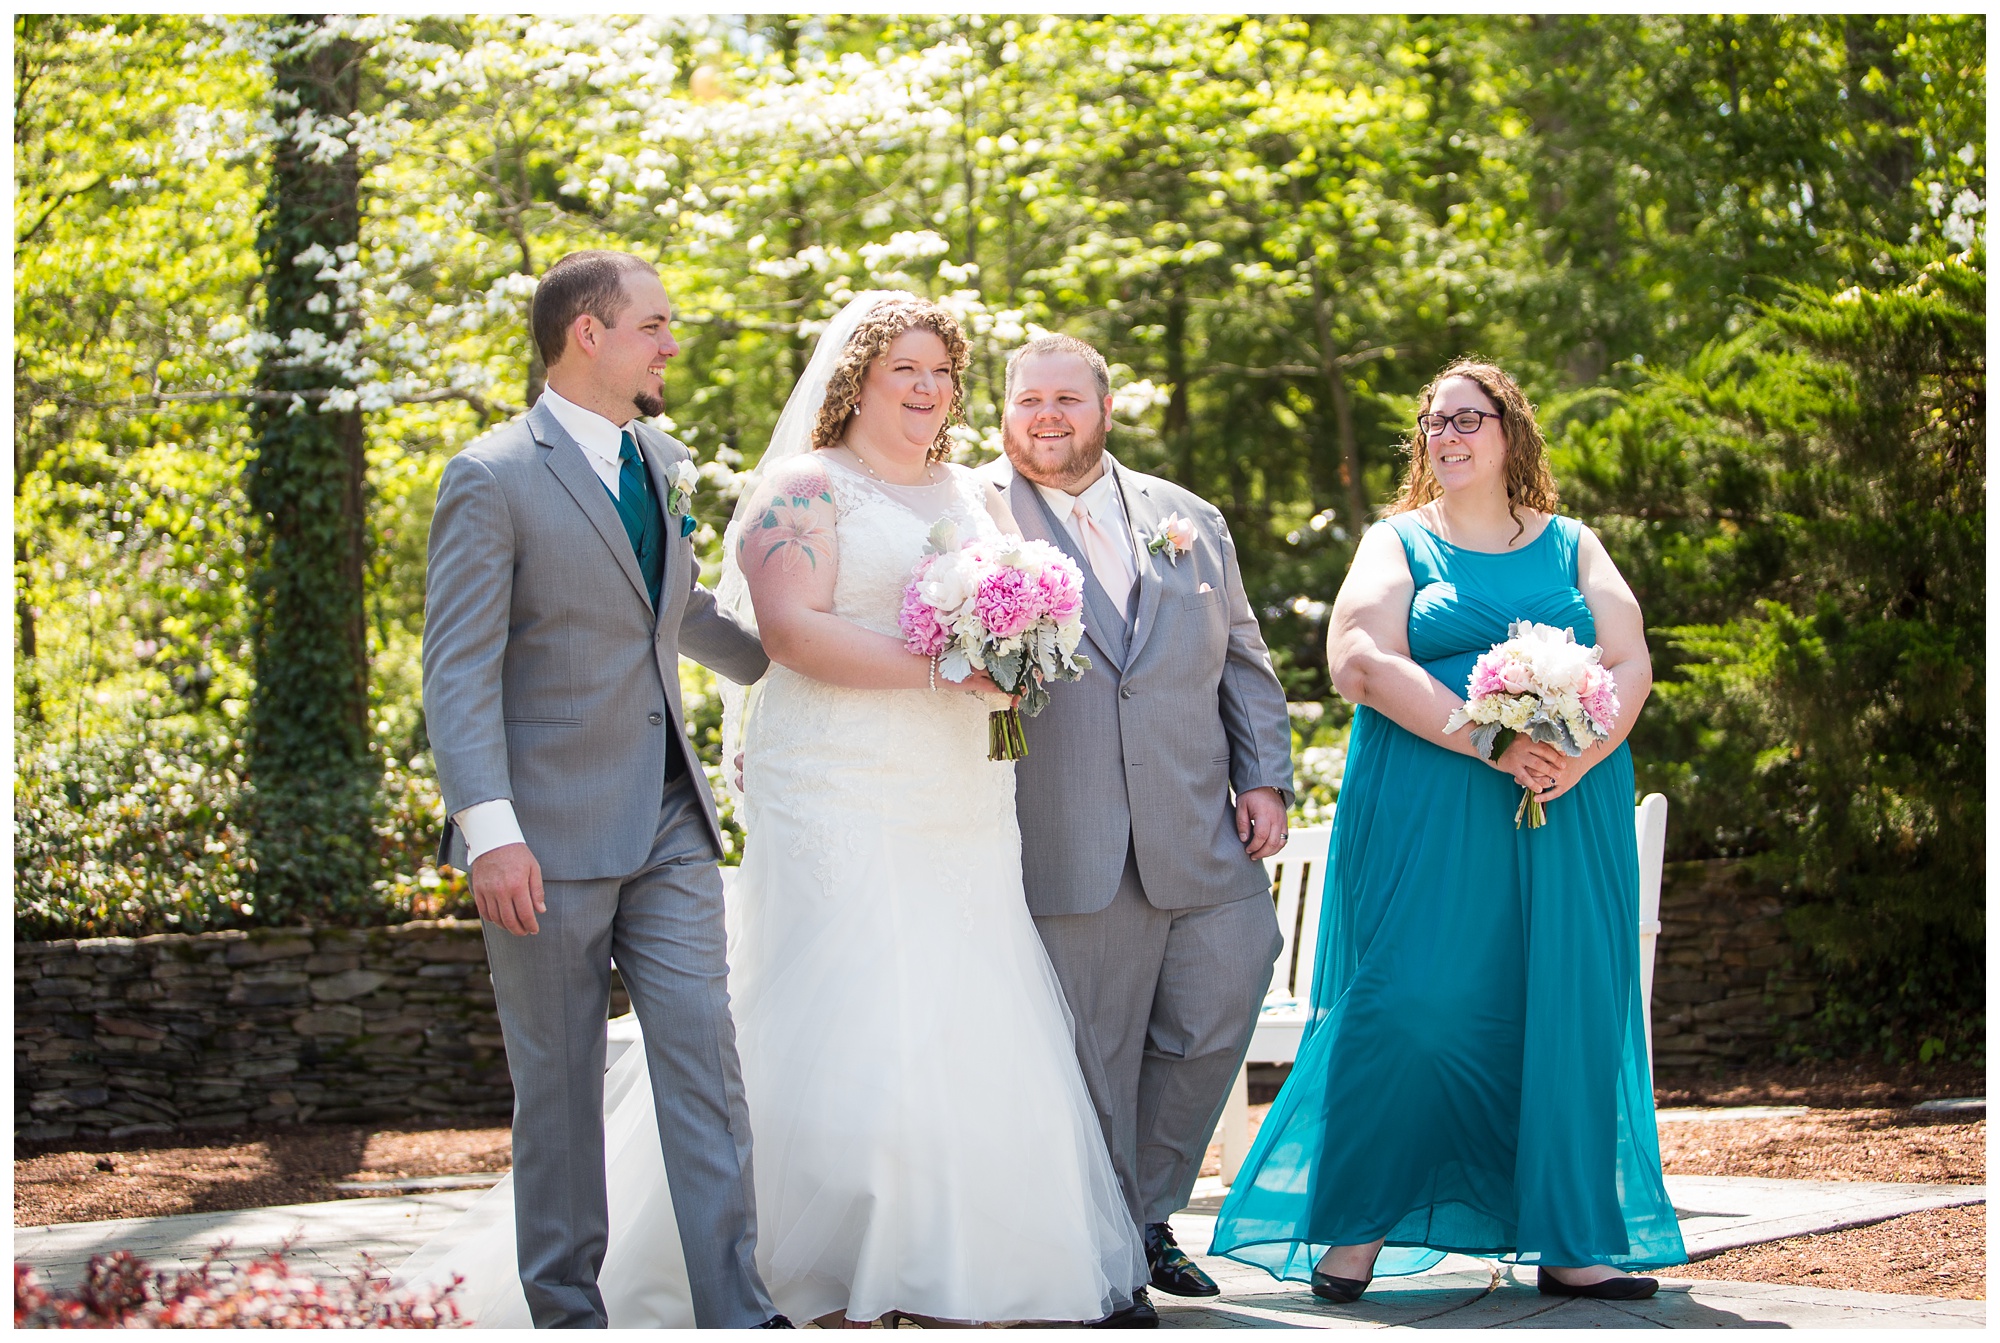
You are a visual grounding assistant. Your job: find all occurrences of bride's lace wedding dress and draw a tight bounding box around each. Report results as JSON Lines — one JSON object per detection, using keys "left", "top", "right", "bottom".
{"left": 398, "top": 457, "right": 1142, "bottom": 1327}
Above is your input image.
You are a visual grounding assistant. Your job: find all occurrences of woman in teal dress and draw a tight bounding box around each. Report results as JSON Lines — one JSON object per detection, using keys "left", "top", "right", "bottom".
{"left": 1210, "top": 360, "right": 1685, "bottom": 1301}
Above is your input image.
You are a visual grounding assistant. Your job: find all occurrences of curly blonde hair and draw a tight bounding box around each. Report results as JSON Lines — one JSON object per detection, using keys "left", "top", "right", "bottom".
{"left": 1387, "top": 358, "right": 1561, "bottom": 543}
{"left": 810, "top": 296, "right": 970, "bottom": 463}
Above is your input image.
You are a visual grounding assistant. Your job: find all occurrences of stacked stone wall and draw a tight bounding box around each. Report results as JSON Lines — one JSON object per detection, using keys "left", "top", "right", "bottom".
{"left": 15, "top": 921, "right": 514, "bottom": 1142}
{"left": 1649, "top": 858, "right": 1818, "bottom": 1069}
{"left": 16, "top": 861, "right": 1818, "bottom": 1140}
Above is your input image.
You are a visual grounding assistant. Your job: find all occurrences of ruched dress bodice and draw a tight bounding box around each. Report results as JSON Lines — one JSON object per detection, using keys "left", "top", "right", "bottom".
{"left": 1404, "top": 519, "right": 1597, "bottom": 694}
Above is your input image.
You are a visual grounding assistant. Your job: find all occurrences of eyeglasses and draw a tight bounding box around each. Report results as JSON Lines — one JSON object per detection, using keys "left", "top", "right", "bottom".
{"left": 1418, "top": 409, "right": 1503, "bottom": 436}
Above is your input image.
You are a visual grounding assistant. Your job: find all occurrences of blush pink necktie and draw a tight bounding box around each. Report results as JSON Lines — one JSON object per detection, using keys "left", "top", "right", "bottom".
{"left": 1072, "top": 497, "right": 1135, "bottom": 613}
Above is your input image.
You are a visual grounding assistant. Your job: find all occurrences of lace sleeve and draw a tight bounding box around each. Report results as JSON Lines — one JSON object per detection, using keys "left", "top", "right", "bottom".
{"left": 821, "top": 458, "right": 875, "bottom": 519}
{"left": 946, "top": 463, "right": 1005, "bottom": 539}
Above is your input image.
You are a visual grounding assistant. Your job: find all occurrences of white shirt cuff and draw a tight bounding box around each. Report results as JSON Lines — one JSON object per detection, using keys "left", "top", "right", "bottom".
{"left": 452, "top": 798, "right": 524, "bottom": 866}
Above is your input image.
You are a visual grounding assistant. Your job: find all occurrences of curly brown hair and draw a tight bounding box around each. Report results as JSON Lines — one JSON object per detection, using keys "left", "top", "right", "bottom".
{"left": 1387, "top": 357, "right": 1561, "bottom": 543}
{"left": 810, "top": 295, "right": 970, "bottom": 463}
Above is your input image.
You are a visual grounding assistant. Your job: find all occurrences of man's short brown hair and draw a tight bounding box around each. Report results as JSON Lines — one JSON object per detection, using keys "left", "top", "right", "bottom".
{"left": 1004, "top": 333, "right": 1111, "bottom": 403}
{"left": 531, "top": 250, "right": 659, "bottom": 366}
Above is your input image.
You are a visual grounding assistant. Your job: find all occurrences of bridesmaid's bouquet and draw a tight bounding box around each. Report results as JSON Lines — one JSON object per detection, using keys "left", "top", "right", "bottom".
{"left": 1444, "top": 620, "right": 1621, "bottom": 828}
{"left": 899, "top": 521, "right": 1092, "bottom": 760}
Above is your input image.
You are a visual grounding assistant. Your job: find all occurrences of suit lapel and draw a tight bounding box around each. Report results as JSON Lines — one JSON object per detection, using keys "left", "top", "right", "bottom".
{"left": 530, "top": 401, "right": 652, "bottom": 610}
{"left": 1007, "top": 464, "right": 1129, "bottom": 671}
{"left": 1115, "top": 459, "right": 1168, "bottom": 667}
{"left": 633, "top": 423, "right": 686, "bottom": 628}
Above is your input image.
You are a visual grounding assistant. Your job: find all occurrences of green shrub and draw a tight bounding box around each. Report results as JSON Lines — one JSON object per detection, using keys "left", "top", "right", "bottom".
{"left": 15, "top": 713, "right": 468, "bottom": 940}
{"left": 1557, "top": 243, "right": 1985, "bottom": 1061}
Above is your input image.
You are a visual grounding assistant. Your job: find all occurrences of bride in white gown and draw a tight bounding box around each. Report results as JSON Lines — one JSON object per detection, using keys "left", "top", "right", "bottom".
{"left": 398, "top": 292, "right": 1143, "bottom": 1327}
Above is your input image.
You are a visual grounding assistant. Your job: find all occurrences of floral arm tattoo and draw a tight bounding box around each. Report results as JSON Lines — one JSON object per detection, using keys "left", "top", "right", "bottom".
{"left": 741, "top": 464, "right": 835, "bottom": 574}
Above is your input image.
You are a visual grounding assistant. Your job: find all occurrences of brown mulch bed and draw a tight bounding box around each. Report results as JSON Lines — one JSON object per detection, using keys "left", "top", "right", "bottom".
{"left": 1653, "top": 1057, "right": 1985, "bottom": 1110}
{"left": 1658, "top": 1109, "right": 1984, "bottom": 1184}
{"left": 14, "top": 1122, "right": 512, "bottom": 1228}
{"left": 1672, "top": 1203, "right": 1985, "bottom": 1300}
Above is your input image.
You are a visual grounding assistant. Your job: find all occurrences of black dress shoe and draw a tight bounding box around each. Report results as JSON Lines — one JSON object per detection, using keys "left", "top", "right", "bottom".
{"left": 753, "top": 1314, "right": 796, "bottom": 1327}
{"left": 1309, "top": 1269, "right": 1371, "bottom": 1304}
{"left": 1537, "top": 1269, "right": 1659, "bottom": 1300}
{"left": 1091, "top": 1287, "right": 1159, "bottom": 1328}
{"left": 1143, "top": 1222, "right": 1220, "bottom": 1298}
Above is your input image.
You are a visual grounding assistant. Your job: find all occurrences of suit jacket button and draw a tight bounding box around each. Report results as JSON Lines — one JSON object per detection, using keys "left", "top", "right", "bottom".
{"left": 1120, "top": 686, "right": 1134, "bottom": 699}
{"left": 648, "top": 712, "right": 664, "bottom": 725}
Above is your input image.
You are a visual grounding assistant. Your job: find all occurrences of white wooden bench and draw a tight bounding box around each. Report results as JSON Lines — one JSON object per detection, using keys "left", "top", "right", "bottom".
{"left": 1214, "top": 793, "right": 1670, "bottom": 1183}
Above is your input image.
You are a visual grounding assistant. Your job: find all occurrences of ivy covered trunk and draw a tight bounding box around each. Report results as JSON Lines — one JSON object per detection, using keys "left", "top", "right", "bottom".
{"left": 244, "top": 18, "right": 377, "bottom": 921}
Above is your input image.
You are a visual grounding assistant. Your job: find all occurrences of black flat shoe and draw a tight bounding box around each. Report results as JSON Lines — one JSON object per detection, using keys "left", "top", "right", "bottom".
{"left": 1144, "top": 1222, "right": 1220, "bottom": 1298}
{"left": 753, "top": 1314, "right": 795, "bottom": 1328}
{"left": 1091, "top": 1287, "right": 1159, "bottom": 1328}
{"left": 1537, "top": 1269, "right": 1659, "bottom": 1300}
{"left": 1309, "top": 1269, "right": 1371, "bottom": 1304}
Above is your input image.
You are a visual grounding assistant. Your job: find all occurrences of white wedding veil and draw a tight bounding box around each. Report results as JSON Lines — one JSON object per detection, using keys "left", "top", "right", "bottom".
{"left": 716, "top": 289, "right": 908, "bottom": 798}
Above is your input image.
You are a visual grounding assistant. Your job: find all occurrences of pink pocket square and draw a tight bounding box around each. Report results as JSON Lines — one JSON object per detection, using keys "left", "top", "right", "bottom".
{"left": 1198, "top": 582, "right": 1213, "bottom": 593}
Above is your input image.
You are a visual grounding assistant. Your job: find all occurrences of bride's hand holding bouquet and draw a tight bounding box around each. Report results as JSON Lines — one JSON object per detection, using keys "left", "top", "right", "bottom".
{"left": 899, "top": 520, "right": 1092, "bottom": 760}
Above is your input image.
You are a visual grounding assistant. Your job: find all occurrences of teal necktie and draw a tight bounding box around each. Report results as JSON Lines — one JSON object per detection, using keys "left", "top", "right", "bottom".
{"left": 612, "top": 430, "right": 666, "bottom": 610}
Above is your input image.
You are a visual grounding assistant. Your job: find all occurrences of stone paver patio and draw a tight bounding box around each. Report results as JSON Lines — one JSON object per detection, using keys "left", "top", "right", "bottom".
{"left": 15, "top": 1174, "right": 1985, "bottom": 1328}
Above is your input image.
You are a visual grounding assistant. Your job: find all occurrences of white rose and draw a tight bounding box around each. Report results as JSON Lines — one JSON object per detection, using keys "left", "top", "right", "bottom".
{"left": 919, "top": 556, "right": 976, "bottom": 615}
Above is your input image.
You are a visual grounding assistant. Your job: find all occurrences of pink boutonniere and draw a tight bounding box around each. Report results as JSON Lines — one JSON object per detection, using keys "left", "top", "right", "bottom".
{"left": 1145, "top": 512, "right": 1197, "bottom": 565}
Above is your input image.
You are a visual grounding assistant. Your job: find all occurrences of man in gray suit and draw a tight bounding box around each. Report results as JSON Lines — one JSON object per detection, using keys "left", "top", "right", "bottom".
{"left": 423, "top": 251, "right": 786, "bottom": 1328}
{"left": 985, "top": 335, "right": 1294, "bottom": 1327}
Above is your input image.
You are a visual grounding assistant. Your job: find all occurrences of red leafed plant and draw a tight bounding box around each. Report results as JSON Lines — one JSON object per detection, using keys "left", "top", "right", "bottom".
{"left": 15, "top": 1242, "right": 467, "bottom": 1329}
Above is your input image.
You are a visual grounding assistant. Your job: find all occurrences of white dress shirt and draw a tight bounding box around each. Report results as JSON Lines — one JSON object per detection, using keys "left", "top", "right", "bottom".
{"left": 450, "top": 388, "right": 640, "bottom": 866}
{"left": 542, "top": 383, "right": 631, "bottom": 495}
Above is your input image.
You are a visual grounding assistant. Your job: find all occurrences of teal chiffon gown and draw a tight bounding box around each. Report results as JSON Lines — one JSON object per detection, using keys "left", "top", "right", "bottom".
{"left": 1210, "top": 513, "right": 1685, "bottom": 1279}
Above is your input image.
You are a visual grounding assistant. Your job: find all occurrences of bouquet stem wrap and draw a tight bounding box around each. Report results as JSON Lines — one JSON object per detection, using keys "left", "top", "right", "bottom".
{"left": 989, "top": 707, "right": 1030, "bottom": 761}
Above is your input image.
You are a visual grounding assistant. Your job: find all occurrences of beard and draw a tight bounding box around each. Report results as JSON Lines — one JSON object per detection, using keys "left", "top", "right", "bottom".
{"left": 1002, "top": 417, "right": 1109, "bottom": 490}
{"left": 632, "top": 389, "right": 665, "bottom": 419}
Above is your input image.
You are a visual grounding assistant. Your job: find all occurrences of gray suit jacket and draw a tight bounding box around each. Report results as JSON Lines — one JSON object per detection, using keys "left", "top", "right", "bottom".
{"left": 423, "top": 400, "right": 768, "bottom": 880}
{"left": 984, "top": 454, "right": 1294, "bottom": 915}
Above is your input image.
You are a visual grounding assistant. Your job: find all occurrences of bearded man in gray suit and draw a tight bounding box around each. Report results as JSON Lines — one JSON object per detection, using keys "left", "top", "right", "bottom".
{"left": 422, "top": 251, "right": 787, "bottom": 1328}
{"left": 983, "top": 335, "right": 1295, "bottom": 1328}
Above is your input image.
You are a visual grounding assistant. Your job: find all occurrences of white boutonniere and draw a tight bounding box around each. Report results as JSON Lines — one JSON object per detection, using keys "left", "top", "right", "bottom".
{"left": 668, "top": 460, "right": 699, "bottom": 536}
{"left": 1144, "top": 512, "right": 1197, "bottom": 565}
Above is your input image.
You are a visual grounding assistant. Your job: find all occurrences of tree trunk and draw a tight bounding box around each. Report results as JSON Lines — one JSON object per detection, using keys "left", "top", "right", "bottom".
{"left": 1326, "top": 361, "right": 1369, "bottom": 542}
{"left": 244, "top": 16, "right": 378, "bottom": 921}
{"left": 1163, "top": 285, "right": 1192, "bottom": 483}
{"left": 1305, "top": 262, "right": 1371, "bottom": 539}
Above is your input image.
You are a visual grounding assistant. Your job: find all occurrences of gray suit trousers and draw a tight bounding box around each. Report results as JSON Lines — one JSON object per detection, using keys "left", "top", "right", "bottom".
{"left": 1035, "top": 850, "right": 1281, "bottom": 1242}
{"left": 481, "top": 777, "right": 773, "bottom": 1329}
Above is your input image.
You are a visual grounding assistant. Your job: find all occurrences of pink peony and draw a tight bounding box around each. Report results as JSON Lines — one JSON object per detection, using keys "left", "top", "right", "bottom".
{"left": 1579, "top": 664, "right": 1620, "bottom": 728}
{"left": 973, "top": 563, "right": 1037, "bottom": 640}
{"left": 899, "top": 583, "right": 950, "bottom": 656}
{"left": 1468, "top": 651, "right": 1510, "bottom": 700}
{"left": 1034, "top": 557, "right": 1084, "bottom": 622}
{"left": 1497, "top": 659, "right": 1536, "bottom": 695}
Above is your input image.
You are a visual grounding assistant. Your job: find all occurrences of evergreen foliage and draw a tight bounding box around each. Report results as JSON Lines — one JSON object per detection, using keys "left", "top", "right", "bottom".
{"left": 1559, "top": 245, "right": 1984, "bottom": 1056}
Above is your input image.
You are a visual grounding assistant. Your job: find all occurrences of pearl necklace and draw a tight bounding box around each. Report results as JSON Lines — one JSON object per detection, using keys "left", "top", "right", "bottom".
{"left": 843, "top": 442, "right": 940, "bottom": 488}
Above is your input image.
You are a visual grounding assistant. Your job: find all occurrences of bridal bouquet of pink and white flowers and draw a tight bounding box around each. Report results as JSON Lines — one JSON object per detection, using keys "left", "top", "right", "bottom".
{"left": 1444, "top": 620, "right": 1621, "bottom": 828}
{"left": 899, "top": 521, "right": 1092, "bottom": 760}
